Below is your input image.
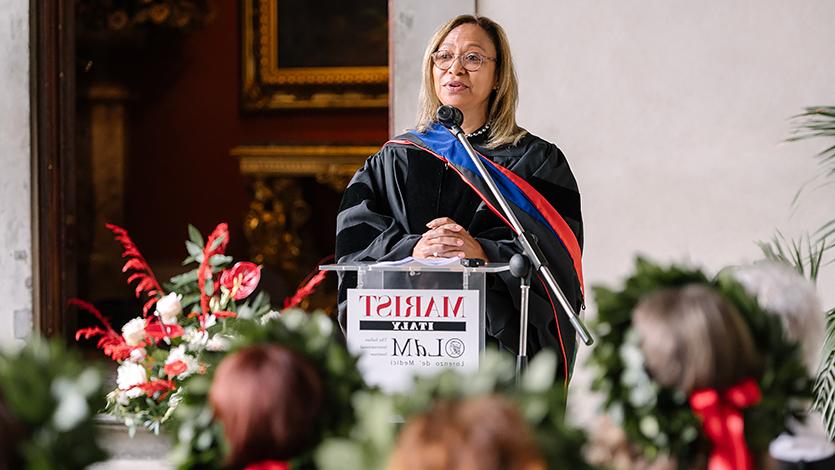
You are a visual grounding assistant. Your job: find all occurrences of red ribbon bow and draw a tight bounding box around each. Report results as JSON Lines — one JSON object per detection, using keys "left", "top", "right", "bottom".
{"left": 244, "top": 461, "right": 289, "bottom": 470}
{"left": 689, "top": 378, "right": 762, "bottom": 470}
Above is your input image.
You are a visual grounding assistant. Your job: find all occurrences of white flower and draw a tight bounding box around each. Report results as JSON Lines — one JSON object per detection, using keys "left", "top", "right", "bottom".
{"left": 183, "top": 327, "right": 209, "bottom": 351}
{"left": 165, "top": 345, "right": 199, "bottom": 378}
{"left": 639, "top": 415, "right": 660, "bottom": 438}
{"left": 259, "top": 310, "right": 281, "bottom": 325}
{"left": 282, "top": 309, "right": 305, "bottom": 330}
{"left": 155, "top": 292, "right": 183, "bottom": 325}
{"left": 117, "top": 362, "right": 147, "bottom": 398}
{"left": 206, "top": 334, "right": 231, "bottom": 352}
{"left": 129, "top": 348, "right": 146, "bottom": 362}
{"left": 121, "top": 317, "right": 146, "bottom": 346}
{"left": 108, "top": 389, "right": 130, "bottom": 406}
{"left": 50, "top": 378, "right": 90, "bottom": 431}
{"left": 203, "top": 314, "right": 217, "bottom": 329}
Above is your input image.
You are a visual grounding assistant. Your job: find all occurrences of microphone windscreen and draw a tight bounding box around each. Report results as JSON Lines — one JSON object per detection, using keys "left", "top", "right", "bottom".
{"left": 436, "top": 105, "right": 464, "bottom": 128}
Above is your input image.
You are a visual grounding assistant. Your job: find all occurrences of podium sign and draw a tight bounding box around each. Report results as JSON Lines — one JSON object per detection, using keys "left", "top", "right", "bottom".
{"left": 347, "top": 288, "right": 480, "bottom": 392}
{"left": 321, "top": 259, "right": 509, "bottom": 393}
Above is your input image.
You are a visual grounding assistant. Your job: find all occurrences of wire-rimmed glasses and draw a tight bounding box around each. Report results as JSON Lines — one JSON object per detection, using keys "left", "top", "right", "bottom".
{"left": 431, "top": 50, "right": 496, "bottom": 72}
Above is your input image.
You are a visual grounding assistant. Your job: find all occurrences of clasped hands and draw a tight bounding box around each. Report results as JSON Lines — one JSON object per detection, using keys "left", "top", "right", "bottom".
{"left": 412, "top": 217, "right": 488, "bottom": 261}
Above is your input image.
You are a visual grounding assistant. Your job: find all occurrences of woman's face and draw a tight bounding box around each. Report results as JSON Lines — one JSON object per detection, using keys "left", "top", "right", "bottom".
{"left": 432, "top": 23, "right": 497, "bottom": 125}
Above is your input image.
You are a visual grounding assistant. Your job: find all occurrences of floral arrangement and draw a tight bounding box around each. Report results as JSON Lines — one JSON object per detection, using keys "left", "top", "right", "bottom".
{"left": 76, "top": 223, "right": 276, "bottom": 434}
{"left": 314, "top": 349, "right": 597, "bottom": 470}
{"left": 169, "top": 309, "right": 366, "bottom": 469}
{"left": 588, "top": 257, "right": 812, "bottom": 466}
{"left": 0, "top": 338, "right": 108, "bottom": 469}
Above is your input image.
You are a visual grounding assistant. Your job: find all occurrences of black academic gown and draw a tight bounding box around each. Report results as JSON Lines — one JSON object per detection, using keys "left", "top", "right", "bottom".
{"left": 335, "top": 129, "right": 583, "bottom": 378}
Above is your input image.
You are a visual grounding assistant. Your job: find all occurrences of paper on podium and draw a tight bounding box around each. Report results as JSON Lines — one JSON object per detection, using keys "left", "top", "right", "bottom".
{"left": 371, "top": 256, "right": 461, "bottom": 268}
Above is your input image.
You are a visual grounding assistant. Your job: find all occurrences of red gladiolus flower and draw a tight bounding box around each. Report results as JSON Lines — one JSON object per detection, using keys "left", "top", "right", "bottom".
{"left": 220, "top": 262, "right": 261, "bottom": 300}
{"left": 164, "top": 360, "right": 188, "bottom": 377}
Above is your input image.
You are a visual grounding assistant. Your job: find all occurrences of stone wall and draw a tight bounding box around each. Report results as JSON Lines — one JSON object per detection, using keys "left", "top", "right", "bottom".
{"left": 0, "top": 0, "right": 33, "bottom": 347}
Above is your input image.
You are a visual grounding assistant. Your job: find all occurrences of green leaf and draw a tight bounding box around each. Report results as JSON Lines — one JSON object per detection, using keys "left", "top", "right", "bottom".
{"left": 209, "top": 254, "right": 233, "bottom": 266}
{"left": 185, "top": 241, "right": 202, "bottom": 258}
{"left": 170, "top": 269, "right": 199, "bottom": 286}
{"left": 188, "top": 224, "right": 204, "bottom": 248}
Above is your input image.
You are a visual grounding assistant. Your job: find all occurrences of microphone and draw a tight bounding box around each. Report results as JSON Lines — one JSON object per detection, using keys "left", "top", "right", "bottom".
{"left": 436, "top": 105, "right": 464, "bottom": 130}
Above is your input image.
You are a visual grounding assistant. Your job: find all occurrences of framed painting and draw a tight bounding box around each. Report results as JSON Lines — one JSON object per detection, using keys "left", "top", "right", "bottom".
{"left": 242, "top": 0, "right": 389, "bottom": 109}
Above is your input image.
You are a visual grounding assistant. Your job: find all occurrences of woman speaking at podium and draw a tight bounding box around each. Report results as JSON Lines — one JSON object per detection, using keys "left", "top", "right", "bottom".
{"left": 336, "top": 15, "right": 584, "bottom": 381}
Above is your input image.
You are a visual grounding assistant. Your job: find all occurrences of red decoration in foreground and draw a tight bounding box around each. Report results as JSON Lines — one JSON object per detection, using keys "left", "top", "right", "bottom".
{"left": 244, "top": 461, "right": 289, "bottom": 470}
{"left": 689, "top": 377, "right": 762, "bottom": 470}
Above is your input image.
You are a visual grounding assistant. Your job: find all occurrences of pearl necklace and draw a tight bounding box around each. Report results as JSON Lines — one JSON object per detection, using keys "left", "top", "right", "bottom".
{"left": 466, "top": 123, "right": 491, "bottom": 138}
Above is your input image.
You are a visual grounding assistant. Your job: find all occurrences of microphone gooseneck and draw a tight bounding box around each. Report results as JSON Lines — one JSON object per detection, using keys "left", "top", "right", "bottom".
{"left": 436, "top": 105, "right": 464, "bottom": 129}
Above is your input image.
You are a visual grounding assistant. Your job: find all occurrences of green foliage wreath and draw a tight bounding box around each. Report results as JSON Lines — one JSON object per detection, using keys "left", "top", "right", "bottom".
{"left": 169, "top": 310, "right": 366, "bottom": 469}
{"left": 0, "top": 338, "right": 108, "bottom": 470}
{"left": 589, "top": 257, "right": 812, "bottom": 466}
{"left": 314, "top": 349, "right": 597, "bottom": 470}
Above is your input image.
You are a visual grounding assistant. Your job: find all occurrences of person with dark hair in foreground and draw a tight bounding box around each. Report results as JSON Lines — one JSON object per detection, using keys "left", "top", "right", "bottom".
{"left": 210, "top": 344, "right": 325, "bottom": 470}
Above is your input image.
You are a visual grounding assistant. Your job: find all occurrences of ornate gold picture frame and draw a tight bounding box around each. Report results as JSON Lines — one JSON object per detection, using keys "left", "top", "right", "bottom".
{"left": 242, "top": 0, "right": 389, "bottom": 109}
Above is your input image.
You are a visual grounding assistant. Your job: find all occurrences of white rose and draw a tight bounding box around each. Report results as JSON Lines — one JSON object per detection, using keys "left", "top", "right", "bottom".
{"left": 116, "top": 362, "right": 147, "bottom": 398}
{"left": 121, "top": 317, "right": 146, "bottom": 346}
{"left": 155, "top": 293, "right": 183, "bottom": 325}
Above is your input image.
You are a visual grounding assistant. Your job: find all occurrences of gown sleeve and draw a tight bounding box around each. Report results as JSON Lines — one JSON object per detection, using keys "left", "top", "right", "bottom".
{"left": 334, "top": 144, "right": 421, "bottom": 329}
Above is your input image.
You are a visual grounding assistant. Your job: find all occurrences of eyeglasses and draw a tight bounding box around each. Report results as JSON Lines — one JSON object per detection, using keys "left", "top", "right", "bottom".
{"left": 431, "top": 50, "right": 496, "bottom": 72}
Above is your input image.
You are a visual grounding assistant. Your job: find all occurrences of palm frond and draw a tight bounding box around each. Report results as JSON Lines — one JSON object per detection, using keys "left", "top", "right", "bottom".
{"left": 758, "top": 232, "right": 826, "bottom": 282}
{"left": 788, "top": 107, "right": 835, "bottom": 170}
{"left": 781, "top": 105, "right": 835, "bottom": 439}
{"left": 813, "top": 307, "right": 835, "bottom": 440}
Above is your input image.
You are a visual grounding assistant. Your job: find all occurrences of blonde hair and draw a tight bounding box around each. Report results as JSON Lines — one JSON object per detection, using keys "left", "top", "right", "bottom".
{"left": 415, "top": 15, "right": 526, "bottom": 149}
{"left": 632, "top": 284, "right": 761, "bottom": 394}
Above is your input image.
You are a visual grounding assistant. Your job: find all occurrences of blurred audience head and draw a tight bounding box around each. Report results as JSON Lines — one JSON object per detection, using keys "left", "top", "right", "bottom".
{"left": 730, "top": 261, "right": 824, "bottom": 373}
{"left": 388, "top": 395, "right": 544, "bottom": 470}
{"left": 632, "top": 284, "right": 760, "bottom": 394}
{"left": 210, "top": 344, "right": 324, "bottom": 469}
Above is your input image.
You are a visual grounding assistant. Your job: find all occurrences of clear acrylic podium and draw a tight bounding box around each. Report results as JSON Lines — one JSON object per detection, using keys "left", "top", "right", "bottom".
{"left": 321, "top": 259, "right": 509, "bottom": 392}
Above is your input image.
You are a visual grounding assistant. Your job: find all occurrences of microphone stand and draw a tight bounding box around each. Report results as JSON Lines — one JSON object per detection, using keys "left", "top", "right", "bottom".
{"left": 440, "top": 121, "right": 594, "bottom": 379}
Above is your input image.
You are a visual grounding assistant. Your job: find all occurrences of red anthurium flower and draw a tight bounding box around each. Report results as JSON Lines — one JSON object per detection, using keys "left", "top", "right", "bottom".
{"left": 164, "top": 360, "right": 188, "bottom": 377}
{"left": 220, "top": 262, "right": 261, "bottom": 300}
